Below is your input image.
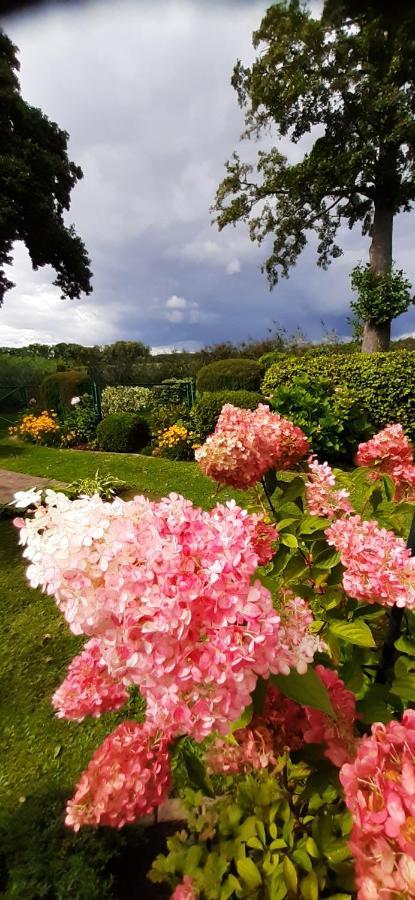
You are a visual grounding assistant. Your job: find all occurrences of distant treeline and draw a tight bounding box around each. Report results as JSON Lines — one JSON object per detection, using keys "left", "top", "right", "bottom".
{"left": 1, "top": 331, "right": 415, "bottom": 393}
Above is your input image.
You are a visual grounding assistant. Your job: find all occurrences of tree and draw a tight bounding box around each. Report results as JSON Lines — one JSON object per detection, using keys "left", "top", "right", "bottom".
{"left": 0, "top": 31, "right": 92, "bottom": 306}
{"left": 213, "top": 0, "right": 415, "bottom": 351}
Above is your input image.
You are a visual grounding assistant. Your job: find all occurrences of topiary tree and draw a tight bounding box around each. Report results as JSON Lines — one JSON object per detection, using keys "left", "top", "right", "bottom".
{"left": 96, "top": 413, "right": 150, "bottom": 454}
{"left": 0, "top": 30, "right": 92, "bottom": 306}
{"left": 213, "top": 0, "right": 415, "bottom": 352}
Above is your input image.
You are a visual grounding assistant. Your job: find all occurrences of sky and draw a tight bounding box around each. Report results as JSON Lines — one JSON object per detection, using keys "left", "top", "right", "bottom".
{"left": 1, "top": 0, "right": 415, "bottom": 352}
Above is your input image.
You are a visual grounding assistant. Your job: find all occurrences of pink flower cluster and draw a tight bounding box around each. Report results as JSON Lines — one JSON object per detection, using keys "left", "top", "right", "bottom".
{"left": 65, "top": 720, "right": 171, "bottom": 830}
{"left": 356, "top": 424, "right": 415, "bottom": 501}
{"left": 15, "top": 492, "right": 300, "bottom": 743}
{"left": 326, "top": 514, "right": 415, "bottom": 609}
{"left": 340, "top": 711, "right": 415, "bottom": 899}
{"left": 172, "top": 877, "right": 197, "bottom": 900}
{"left": 305, "top": 455, "right": 352, "bottom": 519}
{"left": 208, "top": 665, "right": 357, "bottom": 774}
{"left": 195, "top": 403, "right": 309, "bottom": 488}
{"left": 276, "top": 592, "right": 326, "bottom": 676}
{"left": 52, "top": 638, "right": 129, "bottom": 721}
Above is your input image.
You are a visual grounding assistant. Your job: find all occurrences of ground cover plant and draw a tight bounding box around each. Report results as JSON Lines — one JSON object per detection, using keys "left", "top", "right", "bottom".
{"left": 7, "top": 403, "right": 415, "bottom": 898}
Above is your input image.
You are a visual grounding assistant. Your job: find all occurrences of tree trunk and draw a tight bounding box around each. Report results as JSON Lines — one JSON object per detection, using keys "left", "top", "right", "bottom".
{"left": 361, "top": 199, "right": 394, "bottom": 353}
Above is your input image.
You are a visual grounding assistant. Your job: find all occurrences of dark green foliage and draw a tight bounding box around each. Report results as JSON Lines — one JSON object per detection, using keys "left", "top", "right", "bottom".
{"left": 60, "top": 395, "right": 100, "bottom": 445}
{"left": 0, "top": 31, "right": 92, "bottom": 305}
{"left": 191, "top": 390, "right": 264, "bottom": 441}
{"left": 263, "top": 350, "right": 415, "bottom": 439}
{"left": 96, "top": 413, "right": 150, "bottom": 453}
{"left": 152, "top": 379, "right": 194, "bottom": 406}
{"left": 150, "top": 402, "right": 192, "bottom": 436}
{"left": 350, "top": 263, "right": 414, "bottom": 330}
{"left": 197, "top": 359, "right": 263, "bottom": 393}
{"left": 270, "top": 374, "right": 372, "bottom": 460}
{"left": 40, "top": 370, "right": 90, "bottom": 411}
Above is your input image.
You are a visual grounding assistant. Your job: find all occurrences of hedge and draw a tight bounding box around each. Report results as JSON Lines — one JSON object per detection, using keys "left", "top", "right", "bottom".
{"left": 196, "top": 359, "right": 263, "bottom": 393}
{"left": 191, "top": 390, "right": 264, "bottom": 441}
{"left": 262, "top": 351, "right": 415, "bottom": 439}
{"left": 40, "top": 371, "right": 90, "bottom": 411}
{"left": 101, "top": 386, "right": 152, "bottom": 417}
{"left": 96, "top": 413, "right": 150, "bottom": 453}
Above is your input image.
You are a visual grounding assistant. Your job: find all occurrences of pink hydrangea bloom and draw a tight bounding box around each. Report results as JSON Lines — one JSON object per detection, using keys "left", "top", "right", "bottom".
{"left": 305, "top": 455, "right": 352, "bottom": 518}
{"left": 65, "top": 721, "right": 171, "bottom": 830}
{"left": 172, "top": 876, "right": 197, "bottom": 900}
{"left": 206, "top": 722, "right": 276, "bottom": 774}
{"left": 356, "top": 424, "right": 415, "bottom": 501}
{"left": 302, "top": 665, "right": 358, "bottom": 767}
{"left": 15, "top": 491, "right": 286, "bottom": 741}
{"left": 326, "top": 514, "right": 415, "bottom": 609}
{"left": 195, "top": 404, "right": 309, "bottom": 488}
{"left": 340, "top": 711, "right": 415, "bottom": 898}
{"left": 52, "top": 638, "right": 129, "bottom": 721}
{"left": 276, "top": 592, "right": 326, "bottom": 676}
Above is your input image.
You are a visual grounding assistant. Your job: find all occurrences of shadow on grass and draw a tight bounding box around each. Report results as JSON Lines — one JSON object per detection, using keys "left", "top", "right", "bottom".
{"left": 0, "top": 786, "right": 172, "bottom": 899}
{"left": 0, "top": 444, "right": 25, "bottom": 459}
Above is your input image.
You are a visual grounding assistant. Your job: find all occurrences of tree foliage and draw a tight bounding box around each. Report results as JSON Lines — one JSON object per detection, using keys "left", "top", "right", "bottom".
{"left": 0, "top": 30, "right": 92, "bottom": 305}
{"left": 213, "top": 0, "right": 415, "bottom": 344}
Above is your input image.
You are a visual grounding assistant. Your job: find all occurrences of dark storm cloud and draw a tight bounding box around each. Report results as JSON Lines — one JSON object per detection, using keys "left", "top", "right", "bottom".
{"left": 2, "top": 0, "right": 415, "bottom": 349}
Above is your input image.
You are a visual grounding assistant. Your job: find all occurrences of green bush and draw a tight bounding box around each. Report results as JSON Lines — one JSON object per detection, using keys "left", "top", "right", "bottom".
{"left": 191, "top": 390, "right": 264, "bottom": 441}
{"left": 270, "top": 374, "right": 372, "bottom": 460}
{"left": 40, "top": 370, "right": 90, "bottom": 411}
{"left": 150, "top": 402, "right": 192, "bottom": 436}
{"left": 196, "top": 358, "right": 263, "bottom": 393}
{"left": 96, "top": 413, "right": 150, "bottom": 453}
{"left": 60, "top": 394, "right": 99, "bottom": 446}
{"left": 101, "top": 385, "right": 153, "bottom": 417}
{"left": 262, "top": 350, "right": 415, "bottom": 440}
{"left": 151, "top": 379, "right": 194, "bottom": 406}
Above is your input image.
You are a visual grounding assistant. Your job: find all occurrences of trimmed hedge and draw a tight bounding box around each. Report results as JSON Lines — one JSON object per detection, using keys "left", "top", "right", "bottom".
{"left": 196, "top": 359, "right": 263, "bottom": 393}
{"left": 191, "top": 390, "right": 264, "bottom": 441}
{"left": 40, "top": 371, "right": 89, "bottom": 411}
{"left": 101, "top": 386, "right": 152, "bottom": 417}
{"left": 96, "top": 413, "right": 150, "bottom": 453}
{"left": 262, "top": 351, "right": 415, "bottom": 439}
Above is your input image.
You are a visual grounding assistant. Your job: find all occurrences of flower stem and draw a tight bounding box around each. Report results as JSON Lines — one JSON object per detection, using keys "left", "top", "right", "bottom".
{"left": 261, "top": 476, "right": 278, "bottom": 521}
{"left": 376, "top": 509, "right": 415, "bottom": 684}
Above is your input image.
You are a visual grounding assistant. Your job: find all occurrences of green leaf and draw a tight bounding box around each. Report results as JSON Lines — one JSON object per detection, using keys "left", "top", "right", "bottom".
{"left": 357, "top": 685, "right": 392, "bottom": 724}
{"left": 300, "top": 871, "right": 319, "bottom": 900}
{"left": 231, "top": 704, "right": 253, "bottom": 731}
{"left": 283, "top": 857, "right": 298, "bottom": 892}
{"left": 328, "top": 619, "right": 375, "bottom": 648}
{"left": 271, "top": 668, "right": 335, "bottom": 719}
{"left": 292, "top": 850, "right": 312, "bottom": 873}
{"left": 395, "top": 635, "right": 415, "bottom": 657}
{"left": 300, "top": 516, "right": 331, "bottom": 534}
{"left": 281, "top": 556, "right": 308, "bottom": 583}
{"left": 312, "top": 548, "right": 341, "bottom": 570}
{"left": 220, "top": 875, "right": 242, "bottom": 900}
{"left": 181, "top": 747, "right": 214, "bottom": 797}
{"left": 280, "top": 533, "right": 298, "bottom": 549}
{"left": 279, "top": 475, "right": 305, "bottom": 503}
{"left": 251, "top": 678, "right": 267, "bottom": 715}
{"left": 391, "top": 674, "right": 415, "bottom": 701}
{"left": 236, "top": 857, "right": 262, "bottom": 890}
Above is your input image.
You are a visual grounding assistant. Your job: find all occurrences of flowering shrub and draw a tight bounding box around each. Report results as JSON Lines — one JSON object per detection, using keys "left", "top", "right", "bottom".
{"left": 59, "top": 394, "right": 99, "bottom": 447}
{"left": 101, "top": 386, "right": 152, "bottom": 417}
{"left": 154, "top": 423, "right": 199, "bottom": 460}
{"left": 14, "top": 406, "right": 415, "bottom": 899}
{"left": 9, "top": 410, "right": 60, "bottom": 445}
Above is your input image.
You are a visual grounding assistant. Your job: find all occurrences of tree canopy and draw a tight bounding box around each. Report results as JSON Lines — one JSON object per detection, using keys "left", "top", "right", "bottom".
{"left": 0, "top": 30, "right": 92, "bottom": 306}
{"left": 213, "top": 0, "right": 415, "bottom": 350}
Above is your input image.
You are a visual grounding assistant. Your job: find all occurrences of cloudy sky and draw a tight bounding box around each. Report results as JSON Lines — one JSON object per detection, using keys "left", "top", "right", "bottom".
{"left": 1, "top": 0, "right": 415, "bottom": 351}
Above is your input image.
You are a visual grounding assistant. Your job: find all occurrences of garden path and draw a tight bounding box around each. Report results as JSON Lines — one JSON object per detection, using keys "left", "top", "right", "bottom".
{"left": 0, "top": 468, "right": 67, "bottom": 506}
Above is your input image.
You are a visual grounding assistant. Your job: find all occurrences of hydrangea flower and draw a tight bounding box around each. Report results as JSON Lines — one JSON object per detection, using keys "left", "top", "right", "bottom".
{"left": 195, "top": 403, "right": 308, "bottom": 488}
{"left": 172, "top": 876, "right": 197, "bottom": 900}
{"left": 11, "top": 488, "right": 43, "bottom": 508}
{"left": 66, "top": 721, "right": 171, "bottom": 830}
{"left": 52, "top": 638, "right": 129, "bottom": 720}
{"left": 305, "top": 455, "right": 352, "bottom": 518}
{"left": 356, "top": 423, "right": 415, "bottom": 500}
{"left": 326, "top": 514, "right": 415, "bottom": 609}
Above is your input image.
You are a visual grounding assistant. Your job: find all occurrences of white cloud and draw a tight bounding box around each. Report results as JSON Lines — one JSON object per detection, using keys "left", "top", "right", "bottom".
{"left": 226, "top": 259, "right": 241, "bottom": 275}
{"left": 166, "top": 295, "right": 188, "bottom": 310}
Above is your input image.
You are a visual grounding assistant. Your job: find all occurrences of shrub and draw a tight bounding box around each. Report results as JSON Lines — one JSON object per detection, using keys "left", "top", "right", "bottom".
{"left": 151, "top": 379, "right": 194, "bottom": 406}
{"left": 153, "top": 422, "right": 198, "bottom": 461}
{"left": 149, "top": 402, "right": 192, "bottom": 436}
{"left": 270, "top": 374, "right": 372, "bottom": 460}
{"left": 262, "top": 350, "right": 415, "bottom": 439}
{"left": 40, "top": 371, "right": 90, "bottom": 411}
{"left": 191, "top": 390, "right": 264, "bottom": 441}
{"left": 101, "top": 386, "right": 152, "bottom": 417}
{"left": 96, "top": 413, "right": 150, "bottom": 453}
{"left": 9, "top": 410, "right": 61, "bottom": 445}
{"left": 196, "top": 358, "right": 263, "bottom": 393}
{"left": 60, "top": 395, "right": 99, "bottom": 447}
